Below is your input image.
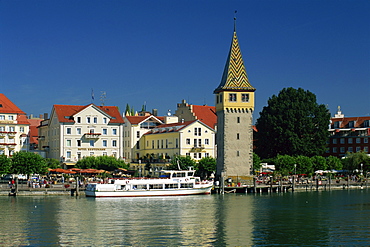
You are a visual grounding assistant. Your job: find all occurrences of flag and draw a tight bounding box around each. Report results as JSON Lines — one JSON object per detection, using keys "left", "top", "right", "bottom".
{"left": 91, "top": 89, "right": 94, "bottom": 100}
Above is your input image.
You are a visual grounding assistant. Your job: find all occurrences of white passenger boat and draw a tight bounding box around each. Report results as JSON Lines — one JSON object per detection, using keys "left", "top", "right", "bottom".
{"left": 85, "top": 169, "right": 213, "bottom": 197}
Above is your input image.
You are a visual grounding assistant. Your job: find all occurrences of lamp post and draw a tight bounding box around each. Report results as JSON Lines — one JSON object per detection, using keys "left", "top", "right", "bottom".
{"left": 360, "top": 163, "right": 363, "bottom": 176}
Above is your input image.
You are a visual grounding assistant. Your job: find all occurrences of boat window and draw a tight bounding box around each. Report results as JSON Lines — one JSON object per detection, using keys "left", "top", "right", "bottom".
{"left": 180, "top": 183, "right": 194, "bottom": 188}
{"left": 188, "top": 172, "right": 194, "bottom": 176}
{"left": 165, "top": 184, "right": 178, "bottom": 189}
{"left": 149, "top": 184, "right": 163, "bottom": 189}
{"left": 134, "top": 184, "right": 147, "bottom": 190}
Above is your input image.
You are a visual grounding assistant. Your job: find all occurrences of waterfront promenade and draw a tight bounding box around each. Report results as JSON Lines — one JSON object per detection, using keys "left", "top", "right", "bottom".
{"left": 1, "top": 176, "right": 367, "bottom": 196}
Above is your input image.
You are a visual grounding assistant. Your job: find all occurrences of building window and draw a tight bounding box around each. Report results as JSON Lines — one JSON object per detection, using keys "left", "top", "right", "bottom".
{"left": 237, "top": 117, "right": 240, "bottom": 123}
{"left": 0, "top": 115, "right": 4, "bottom": 120}
{"left": 194, "top": 128, "right": 201, "bottom": 136}
{"left": 103, "top": 129, "right": 107, "bottom": 135}
{"left": 241, "top": 93, "right": 249, "bottom": 102}
{"left": 332, "top": 139, "right": 337, "bottom": 144}
{"left": 194, "top": 139, "right": 197, "bottom": 147}
{"left": 103, "top": 118, "right": 107, "bottom": 124}
{"left": 205, "top": 153, "right": 209, "bottom": 157}
{"left": 66, "top": 128, "right": 71, "bottom": 134}
{"left": 20, "top": 127, "right": 24, "bottom": 133}
{"left": 356, "top": 138, "right": 361, "bottom": 144}
{"left": 364, "top": 138, "right": 368, "bottom": 144}
{"left": 198, "top": 139, "right": 202, "bottom": 147}
{"left": 66, "top": 151, "right": 71, "bottom": 159}
{"left": 364, "top": 147, "right": 369, "bottom": 153}
{"left": 157, "top": 140, "right": 160, "bottom": 149}
{"left": 0, "top": 126, "right": 4, "bottom": 131}
{"left": 112, "top": 152, "right": 117, "bottom": 158}
{"left": 136, "top": 141, "right": 140, "bottom": 149}
{"left": 237, "top": 133, "right": 240, "bottom": 140}
{"left": 77, "top": 117, "right": 81, "bottom": 123}
{"left": 152, "top": 140, "right": 154, "bottom": 149}
{"left": 112, "top": 129, "right": 117, "bottom": 135}
{"left": 66, "top": 140, "right": 71, "bottom": 147}
{"left": 198, "top": 153, "right": 202, "bottom": 159}
{"left": 176, "top": 139, "right": 178, "bottom": 148}
{"left": 77, "top": 128, "right": 81, "bottom": 135}
{"left": 356, "top": 147, "right": 361, "bottom": 152}
{"left": 186, "top": 138, "right": 190, "bottom": 145}
{"left": 137, "top": 131, "right": 140, "bottom": 138}
{"left": 348, "top": 147, "right": 353, "bottom": 152}
{"left": 90, "top": 152, "right": 94, "bottom": 156}
{"left": 166, "top": 139, "right": 168, "bottom": 148}
{"left": 348, "top": 138, "right": 353, "bottom": 144}
{"left": 8, "top": 116, "right": 14, "bottom": 120}
{"left": 87, "top": 117, "right": 91, "bottom": 124}
{"left": 94, "top": 117, "right": 97, "bottom": 124}
{"left": 205, "top": 139, "right": 209, "bottom": 145}
{"left": 237, "top": 150, "right": 240, "bottom": 156}
{"left": 161, "top": 140, "right": 163, "bottom": 148}
{"left": 77, "top": 140, "right": 81, "bottom": 147}
{"left": 103, "top": 140, "right": 107, "bottom": 147}
{"left": 229, "top": 93, "right": 237, "bottom": 102}
{"left": 333, "top": 147, "right": 337, "bottom": 153}
{"left": 90, "top": 140, "right": 94, "bottom": 147}
{"left": 193, "top": 153, "right": 197, "bottom": 159}
{"left": 103, "top": 152, "right": 107, "bottom": 156}
{"left": 340, "top": 147, "right": 345, "bottom": 153}
{"left": 112, "top": 140, "right": 117, "bottom": 147}
{"left": 186, "top": 153, "right": 190, "bottom": 156}
{"left": 340, "top": 138, "right": 345, "bottom": 144}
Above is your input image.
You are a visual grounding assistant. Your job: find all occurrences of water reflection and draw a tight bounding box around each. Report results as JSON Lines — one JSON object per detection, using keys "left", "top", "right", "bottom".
{"left": 0, "top": 190, "right": 370, "bottom": 246}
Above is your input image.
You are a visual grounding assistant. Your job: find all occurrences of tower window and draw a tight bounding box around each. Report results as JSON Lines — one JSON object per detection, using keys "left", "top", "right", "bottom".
{"left": 237, "top": 133, "right": 240, "bottom": 140}
{"left": 242, "top": 93, "right": 249, "bottom": 102}
{"left": 237, "top": 150, "right": 240, "bottom": 156}
{"left": 237, "top": 117, "right": 240, "bottom": 123}
{"left": 229, "top": 93, "right": 237, "bottom": 102}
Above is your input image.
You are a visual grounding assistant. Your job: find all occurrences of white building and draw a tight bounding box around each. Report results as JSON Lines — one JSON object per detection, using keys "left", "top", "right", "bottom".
{"left": 39, "top": 104, "right": 124, "bottom": 166}
{"left": 0, "top": 94, "right": 30, "bottom": 156}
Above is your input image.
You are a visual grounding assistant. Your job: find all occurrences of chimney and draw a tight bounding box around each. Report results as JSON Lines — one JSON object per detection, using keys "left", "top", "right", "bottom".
{"left": 44, "top": 113, "right": 49, "bottom": 119}
{"left": 152, "top": 109, "right": 158, "bottom": 116}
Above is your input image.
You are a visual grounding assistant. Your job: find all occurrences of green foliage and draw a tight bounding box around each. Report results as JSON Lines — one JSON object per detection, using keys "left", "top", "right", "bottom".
{"left": 311, "top": 156, "right": 327, "bottom": 172}
{"left": 274, "top": 155, "right": 296, "bottom": 175}
{"left": 195, "top": 157, "right": 216, "bottom": 179}
{"left": 253, "top": 153, "right": 262, "bottom": 173}
{"left": 169, "top": 155, "right": 196, "bottom": 170}
{"left": 255, "top": 87, "right": 330, "bottom": 159}
{"left": 0, "top": 154, "right": 11, "bottom": 175}
{"left": 342, "top": 151, "right": 370, "bottom": 172}
{"left": 75, "top": 156, "right": 128, "bottom": 171}
{"left": 295, "top": 155, "right": 314, "bottom": 176}
{"left": 326, "top": 156, "right": 343, "bottom": 171}
{"left": 45, "top": 158, "right": 61, "bottom": 169}
{"left": 11, "top": 152, "right": 48, "bottom": 175}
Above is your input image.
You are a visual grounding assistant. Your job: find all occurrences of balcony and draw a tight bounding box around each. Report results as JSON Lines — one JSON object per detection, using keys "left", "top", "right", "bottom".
{"left": 84, "top": 133, "right": 101, "bottom": 139}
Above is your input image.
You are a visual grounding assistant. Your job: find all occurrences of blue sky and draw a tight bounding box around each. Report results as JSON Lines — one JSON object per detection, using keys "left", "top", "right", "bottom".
{"left": 1, "top": 0, "right": 369, "bottom": 121}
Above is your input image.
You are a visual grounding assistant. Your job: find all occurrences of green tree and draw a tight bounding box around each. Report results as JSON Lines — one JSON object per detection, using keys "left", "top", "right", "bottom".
{"left": 0, "top": 154, "right": 11, "bottom": 175}
{"left": 342, "top": 151, "right": 370, "bottom": 172}
{"left": 255, "top": 87, "right": 330, "bottom": 159}
{"left": 326, "top": 156, "right": 343, "bottom": 171}
{"left": 45, "top": 158, "right": 61, "bottom": 169}
{"left": 76, "top": 156, "right": 128, "bottom": 171}
{"left": 169, "top": 155, "right": 196, "bottom": 170}
{"left": 11, "top": 152, "right": 48, "bottom": 175}
{"left": 195, "top": 157, "right": 216, "bottom": 179}
{"left": 295, "top": 155, "right": 314, "bottom": 176}
{"left": 311, "top": 155, "right": 327, "bottom": 172}
{"left": 274, "top": 155, "right": 296, "bottom": 175}
{"left": 253, "top": 153, "right": 262, "bottom": 174}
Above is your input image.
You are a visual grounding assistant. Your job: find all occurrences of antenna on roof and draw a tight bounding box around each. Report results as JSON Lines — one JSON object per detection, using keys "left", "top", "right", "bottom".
{"left": 234, "top": 10, "right": 237, "bottom": 31}
{"left": 100, "top": 91, "right": 106, "bottom": 106}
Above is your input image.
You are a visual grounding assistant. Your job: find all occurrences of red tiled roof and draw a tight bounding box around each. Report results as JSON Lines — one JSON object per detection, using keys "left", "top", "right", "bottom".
{"left": 53, "top": 104, "right": 124, "bottom": 124}
{"left": 125, "top": 115, "right": 164, "bottom": 125}
{"left": 331, "top": 116, "right": 370, "bottom": 128}
{"left": 192, "top": 105, "right": 217, "bottom": 129}
{"left": 28, "top": 119, "right": 43, "bottom": 144}
{"left": 0, "top": 93, "right": 25, "bottom": 114}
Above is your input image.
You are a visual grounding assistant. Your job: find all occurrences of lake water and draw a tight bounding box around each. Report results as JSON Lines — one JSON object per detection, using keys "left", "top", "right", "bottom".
{"left": 1, "top": 189, "right": 370, "bottom": 246}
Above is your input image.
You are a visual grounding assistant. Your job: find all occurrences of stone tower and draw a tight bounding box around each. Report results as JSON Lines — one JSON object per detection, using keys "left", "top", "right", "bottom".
{"left": 214, "top": 19, "right": 256, "bottom": 183}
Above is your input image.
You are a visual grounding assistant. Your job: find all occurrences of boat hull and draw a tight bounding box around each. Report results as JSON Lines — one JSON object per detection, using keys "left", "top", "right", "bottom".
{"left": 85, "top": 186, "right": 212, "bottom": 197}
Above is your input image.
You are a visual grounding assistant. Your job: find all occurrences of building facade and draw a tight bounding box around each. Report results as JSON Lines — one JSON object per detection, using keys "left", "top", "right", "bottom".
{"left": 39, "top": 104, "right": 124, "bottom": 166}
{"left": 0, "top": 94, "right": 30, "bottom": 156}
{"left": 326, "top": 107, "right": 370, "bottom": 157}
{"left": 137, "top": 119, "right": 216, "bottom": 171}
{"left": 214, "top": 21, "right": 256, "bottom": 183}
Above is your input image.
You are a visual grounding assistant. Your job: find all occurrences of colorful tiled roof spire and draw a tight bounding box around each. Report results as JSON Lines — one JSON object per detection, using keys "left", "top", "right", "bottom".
{"left": 214, "top": 17, "right": 255, "bottom": 93}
